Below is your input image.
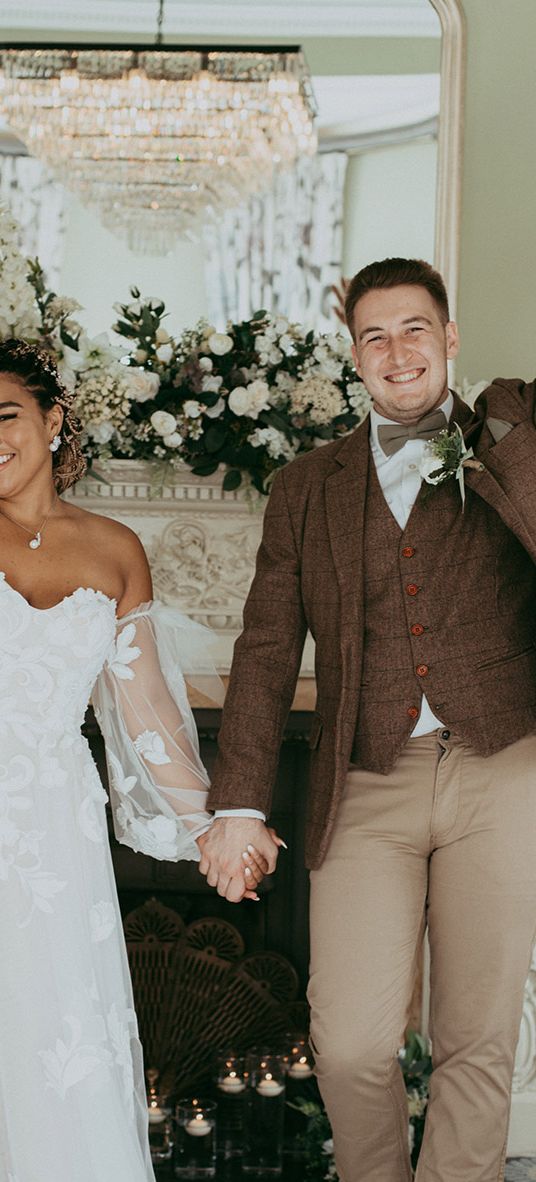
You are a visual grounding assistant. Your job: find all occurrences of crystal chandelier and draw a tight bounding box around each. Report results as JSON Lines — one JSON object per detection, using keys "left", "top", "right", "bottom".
{"left": 0, "top": 44, "right": 317, "bottom": 255}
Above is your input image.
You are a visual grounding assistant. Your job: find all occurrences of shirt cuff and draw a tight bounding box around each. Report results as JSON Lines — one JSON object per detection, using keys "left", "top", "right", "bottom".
{"left": 213, "top": 809, "right": 266, "bottom": 822}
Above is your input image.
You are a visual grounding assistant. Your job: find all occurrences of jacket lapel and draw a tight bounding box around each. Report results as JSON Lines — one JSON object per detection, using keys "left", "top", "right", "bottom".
{"left": 324, "top": 418, "right": 369, "bottom": 633}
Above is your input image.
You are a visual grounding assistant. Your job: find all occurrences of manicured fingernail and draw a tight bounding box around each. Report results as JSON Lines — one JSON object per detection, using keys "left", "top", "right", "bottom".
{"left": 278, "top": 840, "right": 288, "bottom": 850}
{"left": 244, "top": 866, "right": 252, "bottom": 876}
{"left": 247, "top": 845, "right": 256, "bottom": 854}
{"left": 242, "top": 851, "right": 250, "bottom": 862}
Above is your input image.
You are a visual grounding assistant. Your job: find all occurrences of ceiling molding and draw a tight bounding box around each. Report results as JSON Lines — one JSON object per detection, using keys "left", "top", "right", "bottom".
{"left": 0, "top": 3, "right": 441, "bottom": 40}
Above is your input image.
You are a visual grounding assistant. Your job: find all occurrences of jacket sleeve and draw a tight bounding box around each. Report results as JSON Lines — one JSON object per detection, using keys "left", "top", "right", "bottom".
{"left": 92, "top": 601, "right": 222, "bottom": 861}
{"left": 207, "top": 466, "right": 307, "bottom": 816}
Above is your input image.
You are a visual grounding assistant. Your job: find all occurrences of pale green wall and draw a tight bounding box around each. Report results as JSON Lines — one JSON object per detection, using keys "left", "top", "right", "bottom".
{"left": 457, "top": 0, "right": 536, "bottom": 382}
{"left": 343, "top": 138, "right": 437, "bottom": 276}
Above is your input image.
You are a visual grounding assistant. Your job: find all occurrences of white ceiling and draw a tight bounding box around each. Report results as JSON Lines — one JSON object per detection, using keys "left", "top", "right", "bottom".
{"left": 0, "top": 1, "right": 441, "bottom": 39}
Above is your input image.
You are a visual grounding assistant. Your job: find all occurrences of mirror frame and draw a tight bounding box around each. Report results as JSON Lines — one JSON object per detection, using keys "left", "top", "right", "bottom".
{"left": 429, "top": 0, "right": 466, "bottom": 317}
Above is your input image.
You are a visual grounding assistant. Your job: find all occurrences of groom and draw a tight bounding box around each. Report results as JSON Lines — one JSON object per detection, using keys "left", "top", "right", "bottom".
{"left": 201, "top": 257, "right": 536, "bottom": 1181}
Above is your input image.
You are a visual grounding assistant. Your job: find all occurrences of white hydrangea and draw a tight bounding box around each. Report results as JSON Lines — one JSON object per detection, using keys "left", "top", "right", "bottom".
{"left": 0, "top": 206, "right": 40, "bottom": 338}
{"left": 291, "top": 375, "right": 346, "bottom": 425}
{"left": 346, "top": 382, "right": 372, "bottom": 416}
{"left": 74, "top": 369, "right": 132, "bottom": 431}
{"left": 248, "top": 426, "right": 295, "bottom": 460}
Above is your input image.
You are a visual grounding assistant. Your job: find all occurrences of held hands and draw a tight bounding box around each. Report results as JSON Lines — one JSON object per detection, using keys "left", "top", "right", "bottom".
{"left": 196, "top": 818, "right": 285, "bottom": 903}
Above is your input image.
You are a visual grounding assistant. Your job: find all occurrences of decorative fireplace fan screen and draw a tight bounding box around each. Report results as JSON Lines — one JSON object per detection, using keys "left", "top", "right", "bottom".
{"left": 124, "top": 898, "right": 306, "bottom": 1095}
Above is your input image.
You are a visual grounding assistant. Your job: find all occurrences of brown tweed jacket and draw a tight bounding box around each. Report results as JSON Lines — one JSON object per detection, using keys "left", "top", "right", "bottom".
{"left": 207, "top": 378, "right": 536, "bottom": 868}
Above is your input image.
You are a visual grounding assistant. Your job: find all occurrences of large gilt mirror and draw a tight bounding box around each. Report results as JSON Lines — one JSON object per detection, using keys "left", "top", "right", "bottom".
{"left": 0, "top": 0, "right": 464, "bottom": 336}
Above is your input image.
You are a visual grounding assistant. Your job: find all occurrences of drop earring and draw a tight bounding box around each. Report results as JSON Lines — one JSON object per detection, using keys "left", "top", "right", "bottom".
{"left": 49, "top": 435, "right": 61, "bottom": 453}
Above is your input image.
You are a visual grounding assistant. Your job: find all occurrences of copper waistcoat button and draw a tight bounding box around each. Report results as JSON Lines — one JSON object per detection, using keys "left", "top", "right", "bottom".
{"left": 406, "top": 583, "right": 419, "bottom": 596}
{"left": 416, "top": 664, "right": 429, "bottom": 677}
{"left": 402, "top": 546, "right": 415, "bottom": 558}
{"left": 407, "top": 706, "right": 419, "bottom": 719}
{"left": 411, "top": 623, "right": 425, "bottom": 636}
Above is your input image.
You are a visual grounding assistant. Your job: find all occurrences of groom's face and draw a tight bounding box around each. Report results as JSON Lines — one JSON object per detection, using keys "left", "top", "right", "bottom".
{"left": 351, "top": 284, "right": 459, "bottom": 423}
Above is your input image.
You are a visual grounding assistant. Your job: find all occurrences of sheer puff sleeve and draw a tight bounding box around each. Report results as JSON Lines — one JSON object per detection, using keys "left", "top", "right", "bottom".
{"left": 92, "top": 601, "right": 224, "bottom": 862}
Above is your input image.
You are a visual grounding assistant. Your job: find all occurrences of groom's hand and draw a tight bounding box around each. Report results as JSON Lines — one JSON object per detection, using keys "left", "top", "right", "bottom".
{"left": 198, "top": 818, "right": 280, "bottom": 903}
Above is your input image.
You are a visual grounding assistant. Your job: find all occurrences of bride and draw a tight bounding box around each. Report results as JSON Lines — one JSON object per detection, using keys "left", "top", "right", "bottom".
{"left": 0, "top": 338, "right": 268, "bottom": 1182}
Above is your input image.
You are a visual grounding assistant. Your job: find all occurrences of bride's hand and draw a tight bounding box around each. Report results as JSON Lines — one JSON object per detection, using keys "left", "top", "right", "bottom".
{"left": 197, "top": 825, "right": 287, "bottom": 902}
{"left": 241, "top": 828, "right": 287, "bottom": 894}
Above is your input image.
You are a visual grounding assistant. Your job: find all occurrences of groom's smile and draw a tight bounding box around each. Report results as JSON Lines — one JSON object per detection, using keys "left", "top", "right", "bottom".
{"left": 350, "top": 283, "right": 460, "bottom": 423}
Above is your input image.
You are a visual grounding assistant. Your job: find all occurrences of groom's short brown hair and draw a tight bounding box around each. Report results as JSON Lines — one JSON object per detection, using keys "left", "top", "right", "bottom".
{"left": 344, "top": 257, "right": 450, "bottom": 340}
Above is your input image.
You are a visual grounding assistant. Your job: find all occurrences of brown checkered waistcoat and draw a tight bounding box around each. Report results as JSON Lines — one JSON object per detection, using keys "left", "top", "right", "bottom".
{"left": 207, "top": 379, "right": 536, "bottom": 868}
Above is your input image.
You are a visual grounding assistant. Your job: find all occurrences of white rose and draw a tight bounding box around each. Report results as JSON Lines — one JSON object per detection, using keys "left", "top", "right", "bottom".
{"left": 201, "top": 374, "right": 223, "bottom": 394}
{"left": 208, "top": 332, "right": 233, "bottom": 356}
{"left": 247, "top": 379, "right": 271, "bottom": 415}
{"left": 204, "top": 397, "right": 225, "bottom": 419}
{"left": 123, "top": 368, "right": 160, "bottom": 403}
{"left": 184, "top": 400, "right": 203, "bottom": 418}
{"left": 419, "top": 451, "right": 445, "bottom": 484}
{"left": 150, "top": 410, "right": 177, "bottom": 436}
{"left": 162, "top": 431, "right": 183, "bottom": 448}
{"left": 199, "top": 357, "right": 213, "bottom": 372}
{"left": 156, "top": 343, "right": 173, "bottom": 363}
{"left": 228, "top": 386, "right": 249, "bottom": 416}
{"left": 275, "top": 316, "right": 289, "bottom": 335}
{"left": 133, "top": 348, "right": 148, "bottom": 364}
{"left": 87, "top": 421, "right": 115, "bottom": 444}
{"left": 155, "top": 326, "right": 171, "bottom": 344}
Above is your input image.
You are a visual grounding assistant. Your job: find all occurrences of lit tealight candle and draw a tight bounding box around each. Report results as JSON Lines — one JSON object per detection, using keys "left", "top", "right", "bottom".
{"left": 186, "top": 1113, "right": 212, "bottom": 1137}
{"left": 148, "top": 1102, "right": 166, "bottom": 1124}
{"left": 256, "top": 1072, "right": 284, "bottom": 1097}
{"left": 288, "top": 1056, "right": 313, "bottom": 1080}
{"left": 218, "top": 1071, "right": 246, "bottom": 1094}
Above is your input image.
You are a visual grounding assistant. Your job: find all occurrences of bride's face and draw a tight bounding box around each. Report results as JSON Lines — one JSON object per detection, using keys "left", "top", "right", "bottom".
{"left": 0, "top": 376, "right": 62, "bottom": 499}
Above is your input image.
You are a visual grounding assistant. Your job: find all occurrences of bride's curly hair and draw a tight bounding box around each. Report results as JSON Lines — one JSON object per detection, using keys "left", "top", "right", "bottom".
{"left": 0, "top": 338, "right": 86, "bottom": 493}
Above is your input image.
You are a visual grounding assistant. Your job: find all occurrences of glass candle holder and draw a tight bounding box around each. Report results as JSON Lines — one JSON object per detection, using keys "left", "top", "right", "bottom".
{"left": 174, "top": 1098, "right": 217, "bottom": 1179}
{"left": 215, "top": 1051, "right": 246, "bottom": 1160}
{"left": 243, "top": 1051, "right": 286, "bottom": 1177}
{"left": 146, "top": 1067, "right": 174, "bottom": 1165}
{"left": 284, "top": 1037, "right": 315, "bottom": 1157}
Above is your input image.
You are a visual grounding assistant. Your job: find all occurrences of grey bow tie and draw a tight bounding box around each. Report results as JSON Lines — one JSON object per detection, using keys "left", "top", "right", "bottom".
{"left": 377, "top": 408, "right": 447, "bottom": 457}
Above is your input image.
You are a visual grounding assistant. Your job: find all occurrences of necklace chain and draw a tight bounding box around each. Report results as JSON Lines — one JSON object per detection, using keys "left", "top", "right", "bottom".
{"left": 0, "top": 497, "right": 58, "bottom": 550}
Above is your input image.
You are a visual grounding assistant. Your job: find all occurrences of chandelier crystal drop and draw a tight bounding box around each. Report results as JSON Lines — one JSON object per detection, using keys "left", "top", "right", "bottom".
{"left": 0, "top": 47, "right": 317, "bottom": 254}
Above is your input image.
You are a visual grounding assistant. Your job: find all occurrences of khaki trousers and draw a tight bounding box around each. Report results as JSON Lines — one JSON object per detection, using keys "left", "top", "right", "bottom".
{"left": 308, "top": 730, "right": 536, "bottom": 1182}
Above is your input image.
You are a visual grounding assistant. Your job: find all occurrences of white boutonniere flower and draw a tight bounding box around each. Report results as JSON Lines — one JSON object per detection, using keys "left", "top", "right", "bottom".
{"left": 419, "top": 424, "right": 484, "bottom": 507}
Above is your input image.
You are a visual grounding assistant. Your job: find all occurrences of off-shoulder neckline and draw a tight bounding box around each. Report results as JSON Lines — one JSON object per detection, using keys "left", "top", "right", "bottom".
{"left": 0, "top": 571, "right": 118, "bottom": 615}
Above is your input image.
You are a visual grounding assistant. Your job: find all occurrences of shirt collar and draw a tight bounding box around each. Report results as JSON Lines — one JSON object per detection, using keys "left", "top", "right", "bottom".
{"left": 369, "top": 390, "right": 453, "bottom": 454}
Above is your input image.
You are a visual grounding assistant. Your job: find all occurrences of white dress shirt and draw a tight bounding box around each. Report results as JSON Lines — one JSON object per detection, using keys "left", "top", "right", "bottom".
{"left": 216, "top": 392, "right": 453, "bottom": 818}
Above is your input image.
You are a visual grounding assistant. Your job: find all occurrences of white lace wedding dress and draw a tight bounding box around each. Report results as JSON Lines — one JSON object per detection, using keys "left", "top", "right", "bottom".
{"left": 0, "top": 573, "right": 217, "bottom": 1182}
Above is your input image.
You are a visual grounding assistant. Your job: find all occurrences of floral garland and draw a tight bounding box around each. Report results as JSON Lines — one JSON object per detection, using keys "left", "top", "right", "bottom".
{"left": 0, "top": 205, "right": 370, "bottom": 494}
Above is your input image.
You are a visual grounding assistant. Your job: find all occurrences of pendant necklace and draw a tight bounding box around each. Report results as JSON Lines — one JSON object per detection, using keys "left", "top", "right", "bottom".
{"left": 0, "top": 496, "right": 58, "bottom": 550}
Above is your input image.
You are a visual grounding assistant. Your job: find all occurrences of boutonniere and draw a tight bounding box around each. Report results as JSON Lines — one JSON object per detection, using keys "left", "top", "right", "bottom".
{"left": 419, "top": 424, "right": 485, "bottom": 507}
